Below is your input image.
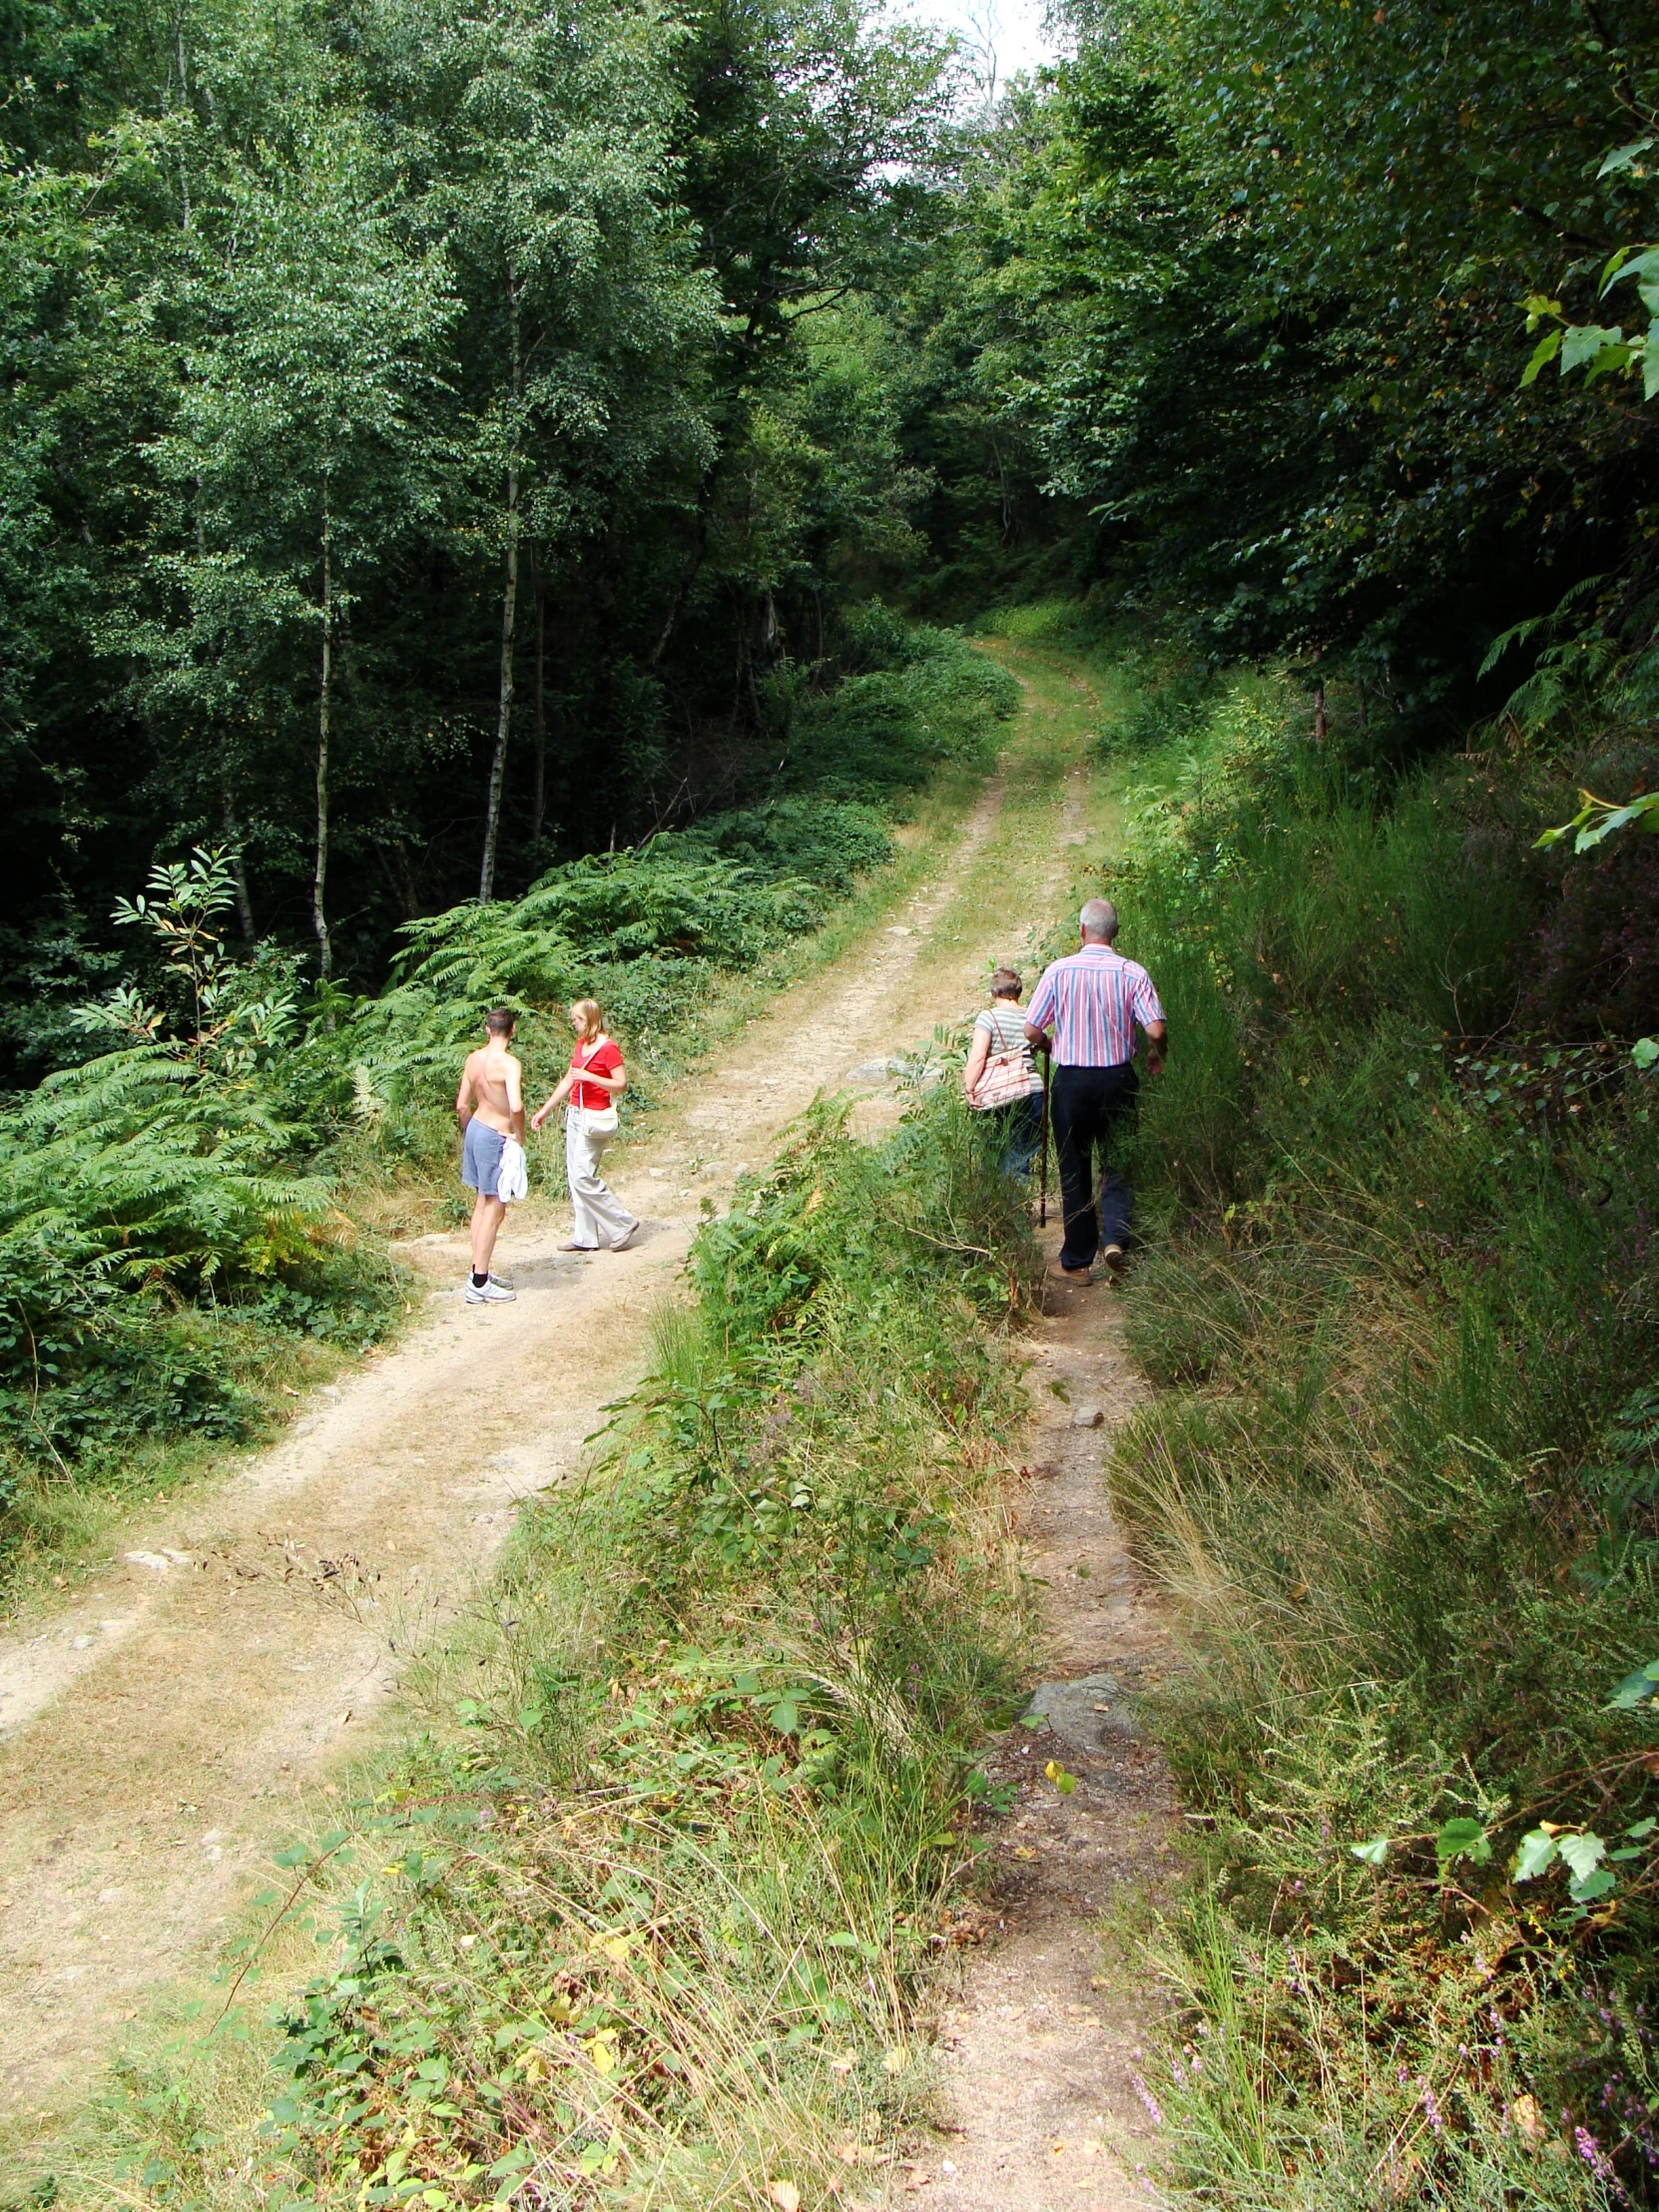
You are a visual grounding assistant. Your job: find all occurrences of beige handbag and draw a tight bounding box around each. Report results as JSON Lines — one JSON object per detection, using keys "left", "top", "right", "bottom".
{"left": 970, "top": 1044, "right": 1037, "bottom": 1111}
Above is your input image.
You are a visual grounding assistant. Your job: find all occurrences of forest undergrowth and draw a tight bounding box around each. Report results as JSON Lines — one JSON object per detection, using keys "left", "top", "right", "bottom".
{"left": 49, "top": 1091, "right": 1042, "bottom": 2211}
{"left": 0, "top": 617, "right": 1016, "bottom": 1593}
{"left": 1013, "top": 602, "right": 1659, "bottom": 2209}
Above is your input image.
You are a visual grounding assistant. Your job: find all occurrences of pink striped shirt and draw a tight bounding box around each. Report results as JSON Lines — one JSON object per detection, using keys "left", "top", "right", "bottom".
{"left": 1026, "top": 945, "right": 1164, "bottom": 1067}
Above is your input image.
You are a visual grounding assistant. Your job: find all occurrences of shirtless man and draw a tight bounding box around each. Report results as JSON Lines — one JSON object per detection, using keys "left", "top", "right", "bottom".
{"left": 455, "top": 1007, "right": 524, "bottom": 1304}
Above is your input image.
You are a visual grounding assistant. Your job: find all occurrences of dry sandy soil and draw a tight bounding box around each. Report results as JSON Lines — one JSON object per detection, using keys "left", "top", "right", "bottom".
{"left": 0, "top": 647, "right": 1133, "bottom": 2130}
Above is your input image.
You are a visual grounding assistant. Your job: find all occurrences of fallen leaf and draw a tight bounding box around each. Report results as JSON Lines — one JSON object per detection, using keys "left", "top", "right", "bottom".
{"left": 1512, "top": 2093, "right": 1541, "bottom": 2143}
{"left": 1044, "top": 1758, "right": 1078, "bottom": 1797}
{"left": 830, "top": 2052, "right": 855, "bottom": 2074}
{"left": 281, "top": 1383, "right": 301, "bottom": 1397}
{"left": 882, "top": 2044, "right": 909, "bottom": 2073}
{"left": 338, "top": 1708, "right": 352, "bottom": 1726}
{"left": 767, "top": 2184, "right": 801, "bottom": 2212}
{"left": 1013, "top": 1845, "right": 1038, "bottom": 1861}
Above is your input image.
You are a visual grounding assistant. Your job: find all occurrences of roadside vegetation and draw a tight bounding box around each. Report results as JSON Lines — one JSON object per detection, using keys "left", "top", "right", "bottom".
{"left": 1043, "top": 610, "right": 1659, "bottom": 2209}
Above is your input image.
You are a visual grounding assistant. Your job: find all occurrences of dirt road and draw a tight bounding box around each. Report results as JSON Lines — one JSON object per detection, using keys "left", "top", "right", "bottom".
{"left": 0, "top": 644, "right": 1108, "bottom": 2120}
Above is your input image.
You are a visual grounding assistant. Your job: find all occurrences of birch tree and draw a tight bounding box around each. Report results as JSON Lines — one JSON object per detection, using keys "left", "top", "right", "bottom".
{"left": 141, "top": 121, "right": 453, "bottom": 978}
{"left": 410, "top": 0, "right": 715, "bottom": 900}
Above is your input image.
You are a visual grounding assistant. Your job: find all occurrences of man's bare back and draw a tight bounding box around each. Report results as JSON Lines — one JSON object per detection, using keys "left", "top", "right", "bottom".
{"left": 457, "top": 1041, "right": 523, "bottom": 1136}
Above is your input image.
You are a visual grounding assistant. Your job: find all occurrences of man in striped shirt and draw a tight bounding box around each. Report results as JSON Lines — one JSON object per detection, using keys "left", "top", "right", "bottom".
{"left": 1025, "top": 897, "right": 1167, "bottom": 1279}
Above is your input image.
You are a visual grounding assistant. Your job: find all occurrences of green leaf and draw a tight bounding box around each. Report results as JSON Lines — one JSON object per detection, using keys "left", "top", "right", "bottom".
{"left": 1646, "top": 325, "right": 1659, "bottom": 404}
{"left": 1556, "top": 1831, "right": 1607, "bottom": 1884}
{"left": 1609, "top": 1659, "right": 1659, "bottom": 1709}
{"left": 1569, "top": 1867, "right": 1617, "bottom": 1905}
{"left": 1350, "top": 1836, "right": 1389, "bottom": 1866}
{"left": 1513, "top": 1828, "right": 1558, "bottom": 1882}
{"left": 769, "top": 1700, "right": 800, "bottom": 1735}
{"left": 1520, "top": 327, "right": 1562, "bottom": 386}
{"left": 1560, "top": 322, "right": 1623, "bottom": 375}
{"left": 1633, "top": 1038, "right": 1659, "bottom": 1072}
{"left": 1598, "top": 137, "right": 1657, "bottom": 180}
{"left": 1044, "top": 1758, "right": 1077, "bottom": 1796}
{"left": 1435, "top": 1816, "right": 1491, "bottom": 1868}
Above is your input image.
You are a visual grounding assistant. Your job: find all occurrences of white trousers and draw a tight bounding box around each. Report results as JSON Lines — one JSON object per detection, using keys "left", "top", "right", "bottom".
{"left": 564, "top": 1109, "right": 638, "bottom": 1249}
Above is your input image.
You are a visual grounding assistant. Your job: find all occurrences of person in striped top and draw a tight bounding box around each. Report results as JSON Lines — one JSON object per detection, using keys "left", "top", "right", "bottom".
{"left": 1024, "top": 897, "right": 1167, "bottom": 1279}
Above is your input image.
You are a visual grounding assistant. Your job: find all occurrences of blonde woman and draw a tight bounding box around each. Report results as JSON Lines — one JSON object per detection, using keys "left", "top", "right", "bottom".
{"left": 530, "top": 999, "right": 640, "bottom": 1252}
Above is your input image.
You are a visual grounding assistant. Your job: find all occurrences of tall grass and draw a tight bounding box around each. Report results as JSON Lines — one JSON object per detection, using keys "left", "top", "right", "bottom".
{"left": 1091, "top": 649, "right": 1659, "bottom": 2205}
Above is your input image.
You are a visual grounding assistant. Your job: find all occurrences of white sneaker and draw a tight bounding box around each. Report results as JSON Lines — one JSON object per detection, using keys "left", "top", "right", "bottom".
{"left": 465, "top": 1276, "right": 516, "bottom": 1304}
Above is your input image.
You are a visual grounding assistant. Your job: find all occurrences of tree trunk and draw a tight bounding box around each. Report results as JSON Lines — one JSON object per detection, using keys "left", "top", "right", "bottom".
{"left": 221, "top": 778, "right": 254, "bottom": 942}
{"left": 530, "top": 543, "right": 547, "bottom": 849}
{"left": 314, "top": 477, "right": 333, "bottom": 985}
{"left": 479, "top": 262, "right": 521, "bottom": 904}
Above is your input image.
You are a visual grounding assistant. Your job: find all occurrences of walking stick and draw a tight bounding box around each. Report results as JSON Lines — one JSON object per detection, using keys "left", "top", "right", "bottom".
{"left": 1039, "top": 1052, "right": 1051, "bottom": 1227}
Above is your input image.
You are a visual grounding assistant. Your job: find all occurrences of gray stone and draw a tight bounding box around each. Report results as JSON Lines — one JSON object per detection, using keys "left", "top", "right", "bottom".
{"left": 1069, "top": 1403, "right": 1105, "bottom": 1429}
{"left": 1022, "top": 1673, "right": 1141, "bottom": 1755}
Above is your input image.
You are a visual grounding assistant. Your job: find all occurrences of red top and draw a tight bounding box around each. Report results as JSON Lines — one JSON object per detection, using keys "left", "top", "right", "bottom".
{"left": 570, "top": 1037, "right": 622, "bottom": 1111}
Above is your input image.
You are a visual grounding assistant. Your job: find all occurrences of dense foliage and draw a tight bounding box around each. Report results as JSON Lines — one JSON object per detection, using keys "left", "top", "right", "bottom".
{"left": 0, "top": 0, "right": 951, "bottom": 1046}
{"left": 898, "top": 0, "right": 1659, "bottom": 734}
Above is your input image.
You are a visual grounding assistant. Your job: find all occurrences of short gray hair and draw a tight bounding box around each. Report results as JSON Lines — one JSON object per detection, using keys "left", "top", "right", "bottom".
{"left": 1080, "top": 897, "right": 1118, "bottom": 943}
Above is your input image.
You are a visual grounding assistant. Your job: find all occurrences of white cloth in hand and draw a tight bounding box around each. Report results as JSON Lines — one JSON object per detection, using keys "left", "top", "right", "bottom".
{"left": 496, "top": 1137, "right": 529, "bottom": 1204}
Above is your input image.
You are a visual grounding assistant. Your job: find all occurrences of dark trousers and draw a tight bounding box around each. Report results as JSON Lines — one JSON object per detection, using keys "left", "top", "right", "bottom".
{"left": 1050, "top": 1063, "right": 1139, "bottom": 1271}
{"left": 985, "top": 1091, "right": 1043, "bottom": 1177}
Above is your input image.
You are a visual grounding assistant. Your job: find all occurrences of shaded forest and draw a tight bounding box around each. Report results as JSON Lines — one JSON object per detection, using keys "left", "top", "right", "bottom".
{"left": 8, "top": 0, "right": 1657, "bottom": 1069}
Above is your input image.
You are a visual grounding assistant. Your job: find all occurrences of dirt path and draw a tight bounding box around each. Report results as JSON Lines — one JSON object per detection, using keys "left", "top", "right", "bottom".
{"left": 0, "top": 648, "right": 1107, "bottom": 2121}
{"left": 921, "top": 1259, "right": 1180, "bottom": 2209}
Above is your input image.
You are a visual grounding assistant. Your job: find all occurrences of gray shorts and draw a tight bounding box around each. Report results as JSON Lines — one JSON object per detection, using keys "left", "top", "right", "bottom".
{"left": 461, "top": 1117, "right": 507, "bottom": 1194}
